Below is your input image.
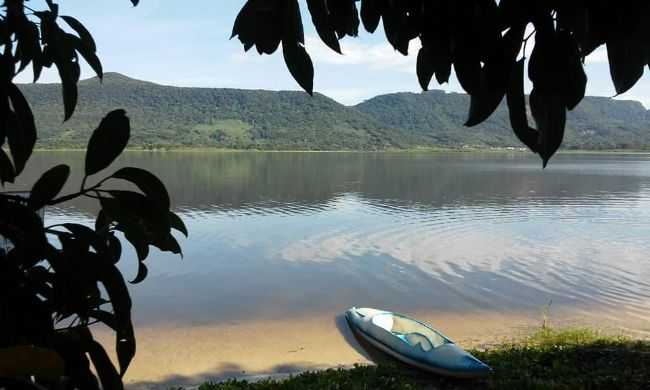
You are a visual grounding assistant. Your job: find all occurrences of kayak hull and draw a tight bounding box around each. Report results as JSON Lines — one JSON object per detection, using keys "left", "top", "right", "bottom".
{"left": 345, "top": 307, "right": 491, "bottom": 379}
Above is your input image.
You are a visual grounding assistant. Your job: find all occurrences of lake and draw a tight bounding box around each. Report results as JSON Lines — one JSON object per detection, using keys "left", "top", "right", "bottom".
{"left": 9, "top": 151, "right": 650, "bottom": 387}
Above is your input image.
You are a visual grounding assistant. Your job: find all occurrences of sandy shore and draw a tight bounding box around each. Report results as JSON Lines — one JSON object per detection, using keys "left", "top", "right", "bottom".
{"left": 89, "top": 308, "right": 644, "bottom": 390}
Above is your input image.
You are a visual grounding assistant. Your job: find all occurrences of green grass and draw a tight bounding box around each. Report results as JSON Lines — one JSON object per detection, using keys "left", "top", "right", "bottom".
{"left": 188, "top": 328, "right": 650, "bottom": 390}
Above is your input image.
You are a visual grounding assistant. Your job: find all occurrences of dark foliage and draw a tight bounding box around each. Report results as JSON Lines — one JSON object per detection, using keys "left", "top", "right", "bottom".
{"left": 0, "top": 1, "right": 184, "bottom": 389}
{"left": 232, "top": 1, "right": 650, "bottom": 166}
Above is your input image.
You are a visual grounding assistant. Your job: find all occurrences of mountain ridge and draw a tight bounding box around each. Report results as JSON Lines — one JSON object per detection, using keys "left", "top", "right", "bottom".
{"left": 17, "top": 72, "right": 650, "bottom": 150}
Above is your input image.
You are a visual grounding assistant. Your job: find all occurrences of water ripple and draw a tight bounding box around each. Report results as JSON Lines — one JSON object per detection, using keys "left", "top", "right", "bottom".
{"left": 31, "top": 152, "right": 650, "bottom": 330}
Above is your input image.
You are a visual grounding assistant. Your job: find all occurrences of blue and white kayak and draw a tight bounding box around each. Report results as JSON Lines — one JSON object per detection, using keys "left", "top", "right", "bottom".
{"left": 345, "top": 307, "right": 491, "bottom": 378}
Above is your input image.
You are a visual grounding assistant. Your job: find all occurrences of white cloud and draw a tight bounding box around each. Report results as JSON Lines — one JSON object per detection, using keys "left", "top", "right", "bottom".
{"left": 305, "top": 35, "right": 420, "bottom": 74}
{"left": 226, "top": 35, "right": 420, "bottom": 74}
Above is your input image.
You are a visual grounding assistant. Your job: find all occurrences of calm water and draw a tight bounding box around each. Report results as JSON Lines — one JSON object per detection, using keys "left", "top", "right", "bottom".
{"left": 11, "top": 151, "right": 650, "bottom": 331}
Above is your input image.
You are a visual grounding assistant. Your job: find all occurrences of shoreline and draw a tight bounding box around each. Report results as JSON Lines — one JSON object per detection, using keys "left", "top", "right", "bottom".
{"left": 177, "top": 327, "right": 650, "bottom": 390}
{"left": 31, "top": 147, "right": 650, "bottom": 155}
{"left": 95, "top": 308, "right": 649, "bottom": 389}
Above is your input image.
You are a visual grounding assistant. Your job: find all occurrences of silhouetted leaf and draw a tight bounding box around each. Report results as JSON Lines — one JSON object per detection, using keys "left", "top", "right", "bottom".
{"left": 95, "top": 209, "right": 111, "bottom": 232}
{"left": 280, "top": 0, "right": 313, "bottom": 94}
{"left": 530, "top": 89, "right": 566, "bottom": 168}
{"left": 607, "top": 38, "right": 646, "bottom": 95}
{"left": 360, "top": 0, "right": 382, "bottom": 33}
{"left": 85, "top": 110, "right": 130, "bottom": 176}
{"left": 465, "top": 24, "right": 525, "bottom": 127}
{"left": 55, "top": 327, "right": 123, "bottom": 390}
{"left": 87, "top": 339, "right": 123, "bottom": 390}
{"left": 562, "top": 31, "right": 587, "bottom": 110}
{"left": 7, "top": 83, "right": 37, "bottom": 175}
{"left": 30, "top": 164, "right": 70, "bottom": 209}
{"left": 382, "top": 4, "right": 409, "bottom": 55}
{"left": 45, "top": 0, "right": 59, "bottom": 17}
{"left": 130, "top": 262, "right": 148, "bottom": 284}
{"left": 51, "top": 330, "right": 99, "bottom": 389}
{"left": 465, "top": 76, "right": 505, "bottom": 127}
{"left": 454, "top": 60, "right": 482, "bottom": 95}
{"left": 112, "top": 167, "right": 170, "bottom": 209}
{"left": 61, "top": 16, "right": 96, "bottom": 53}
{"left": 61, "top": 223, "right": 102, "bottom": 253}
{"left": 16, "top": 21, "right": 41, "bottom": 75}
{"left": 285, "top": 0, "right": 305, "bottom": 44}
{"left": 131, "top": 0, "right": 139, "bottom": 5}
{"left": 231, "top": 1, "right": 250, "bottom": 39}
{"left": 0, "top": 75, "right": 6, "bottom": 149}
{"left": 528, "top": 21, "right": 561, "bottom": 89}
{"left": 329, "top": 0, "right": 360, "bottom": 39}
{"left": 507, "top": 59, "right": 539, "bottom": 153}
{"left": 306, "top": 0, "right": 341, "bottom": 54}
{"left": 99, "top": 195, "right": 150, "bottom": 261}
{"left": 107, "top": 189, "right": 171, "bottom": 236}
{"left": 416, "top": 47, "right": 435, "bottom": 91}
{"left": 94, "top": 263, "right": 134, "bottom": 376}
{"left": 56, "top": 59, "right": 80, "bottom": 122}
{"left": 152, "top": 234, "right": 182, "bottom": 257}
{"left": 47, "top": 31, "right": 82, "bottom": 121}
{"left": 232, "top": 0, "right": 283, "bottom": 55}
{"left": 283, "top": 42, "right": 314, "bottom": 95}
{"left": 32, "top": 28, "right": 44, "bottom": 81}
{"left": 104, "top": 233, "right": 122, "bottom": 264}
{"left": 25, "top": 265, "right": 54, "bottom": 301}
{"left": 433, "top": 41, "right": 452, "bottom": 85}
{"left": 69, "top": 35, "right": 103, "bottom": 79}
{"left": 0, "top": 149, "right": 15, "bottom": 185}
{"left": 498, "top": 0, "right": 531, "bottom": 29}
{"left": 169, "top": 211, "right": 188, "bottom": 237}
{"left": 116, "top": 326, "right": 135, "bottom": 378}
{"left": 122, "top": 223, "right": 149, "bottom": 262}
{"left": 0, "top": 199, "right": 47, "bottom": 267}
{"left": 89, "top": 309, "right": 117, "bottom": 330}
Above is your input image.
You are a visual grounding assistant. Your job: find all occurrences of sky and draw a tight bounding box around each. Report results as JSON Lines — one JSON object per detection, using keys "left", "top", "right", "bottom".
{"left": 15, "top": 0, "right": 650, "bottom": 108}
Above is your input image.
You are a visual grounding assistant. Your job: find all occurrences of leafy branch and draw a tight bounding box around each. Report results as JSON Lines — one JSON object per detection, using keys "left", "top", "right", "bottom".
{"left": 0, "top": 1, "right": 186, "bottom": 389}
{"left": 232, "top": 1, "right": 650, "bottom": 167}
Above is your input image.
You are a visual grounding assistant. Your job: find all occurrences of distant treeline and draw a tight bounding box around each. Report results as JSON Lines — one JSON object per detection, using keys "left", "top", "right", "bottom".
{"left": 19, "top": 73, "right": 650, "bottom": 151}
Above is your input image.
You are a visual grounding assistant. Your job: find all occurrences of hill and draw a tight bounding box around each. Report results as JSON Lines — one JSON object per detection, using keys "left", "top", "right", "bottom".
{"left": 17, "top": 73, "right": 650, "bottom": 150}
{"left": 356, "top": 91, "right": 650, "bottom": 149}
{"left": 19, "top": 73, "right": 402, "bottom": 150}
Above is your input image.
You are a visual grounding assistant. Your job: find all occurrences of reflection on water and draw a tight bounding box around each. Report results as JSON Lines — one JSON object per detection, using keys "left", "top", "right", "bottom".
{"left": 10, "top": 151, "right": 650, "bottom": 331}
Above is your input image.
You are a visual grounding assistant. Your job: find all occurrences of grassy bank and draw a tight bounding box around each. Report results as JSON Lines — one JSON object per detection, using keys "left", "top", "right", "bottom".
{"left": 189, "top": 328, "right": 650, "bottom": 390}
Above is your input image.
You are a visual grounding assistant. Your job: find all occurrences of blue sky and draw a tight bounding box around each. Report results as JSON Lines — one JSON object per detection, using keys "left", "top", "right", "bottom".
{"left": 15, "top": 0, "right": 650, "bottom": 107}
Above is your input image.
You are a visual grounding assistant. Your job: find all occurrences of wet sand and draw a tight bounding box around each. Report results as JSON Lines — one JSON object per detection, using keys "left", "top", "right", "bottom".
{"left": 92, "top": 308, "right": 649, "bottom": 390}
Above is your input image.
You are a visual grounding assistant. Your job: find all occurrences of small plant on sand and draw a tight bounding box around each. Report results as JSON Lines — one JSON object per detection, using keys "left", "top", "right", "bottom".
{"left": 541, "top": 299, "right": 552, "bottom": 330}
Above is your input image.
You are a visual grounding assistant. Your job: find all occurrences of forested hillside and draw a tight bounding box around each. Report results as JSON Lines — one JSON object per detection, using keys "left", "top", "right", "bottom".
{"left": 18, "top": 73, "right": 650, "bottom": 150}
{"left": 357, "top": 91, "right": 650, "bottom": 149}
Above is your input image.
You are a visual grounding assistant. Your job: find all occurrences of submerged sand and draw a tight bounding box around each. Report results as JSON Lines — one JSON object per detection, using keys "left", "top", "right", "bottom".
{"left": 91, "top": 308, "right": 650, "bottom": 390}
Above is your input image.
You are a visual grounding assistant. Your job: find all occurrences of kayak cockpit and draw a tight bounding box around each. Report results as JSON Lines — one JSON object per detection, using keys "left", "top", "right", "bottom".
{"left": 371, "top": 313, "right": 450, "bottom": 352}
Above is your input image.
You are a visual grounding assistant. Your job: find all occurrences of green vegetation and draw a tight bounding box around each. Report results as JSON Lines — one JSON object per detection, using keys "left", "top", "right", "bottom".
{"left": 19, "top": 73, "right": 650, "bottom": 152}
{"left": 357, "top": 92, "right": 650, "bottom": 151}
{"left": 190, "top": 328, "right": 650, "bottom": 390}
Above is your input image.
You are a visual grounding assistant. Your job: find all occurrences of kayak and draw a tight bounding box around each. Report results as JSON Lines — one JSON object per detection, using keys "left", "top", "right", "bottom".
{"left": 345, "top": 307, "right": 491, "bottom": 378}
